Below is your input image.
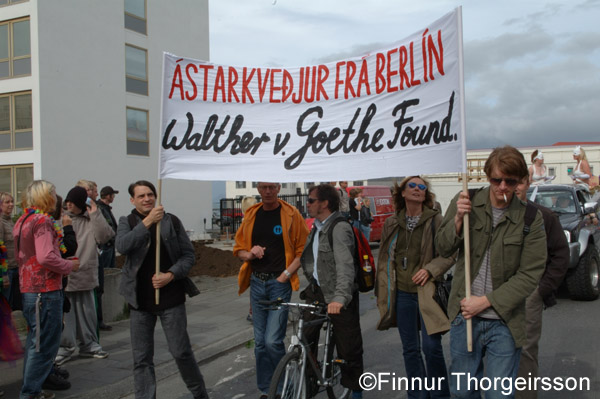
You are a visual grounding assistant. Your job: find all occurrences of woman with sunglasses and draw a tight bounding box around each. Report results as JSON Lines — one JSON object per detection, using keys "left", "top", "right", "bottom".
{"left": 375, "top": 176, "right": 454, "bottom": 399}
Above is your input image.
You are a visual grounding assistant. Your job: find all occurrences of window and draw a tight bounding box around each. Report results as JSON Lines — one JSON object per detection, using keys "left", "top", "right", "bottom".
{"left": 0, "top": 0, "right": 29, "bottom": 6}
{"left": 353, "top": 181, "right": 364, "bottom": 186}
{"left": 0, "top": 91, "right": 32, "bottom": 151}
{"left": 126, "top": 44, "right": 148, "bottom": 95}
{"left": 548, "top": 167, "right": 555, "bottom": 177}
{"left": 0, "top": 18, "right": 30, "bottom": 78}
{"left": 281, "top": 183, "right": 287, "bottom": 188}
{"left": 236, "top": 181, "right": 246, "bottom": 189}
{"left": 252, "top": 182, "right": 258, "bottom": 188}
{"left": 0, "top": 164, "right": 32, "bottom": 212}
{"left": 125, "top": 0, "right": 146, "bottom": 35}
{"left": 126, "top": 107, "right": 148, "bottom": 156}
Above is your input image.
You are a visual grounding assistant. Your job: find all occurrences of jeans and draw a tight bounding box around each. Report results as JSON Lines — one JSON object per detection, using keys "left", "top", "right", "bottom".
{"left": 360, "top": 225, "right": 371, "bottom": 242}
{"left": 449, "top": 314, "right": 521, "bottom": 399}
{"left": 130, "top": 303, "right": 208, "bottom": 399}
{"left": 21, "top": 290, "right": 64, "bottom": 399}
{"left": 396, "top": 291, "right": 449, "bottom": 399}
{"left": 250, "top": 274, "right": 292, "bottom": 393}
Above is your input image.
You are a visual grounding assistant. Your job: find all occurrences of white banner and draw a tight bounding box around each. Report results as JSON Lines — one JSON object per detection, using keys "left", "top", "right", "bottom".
{"left": 159, "top": 8, "right": 465, "bottom": 182}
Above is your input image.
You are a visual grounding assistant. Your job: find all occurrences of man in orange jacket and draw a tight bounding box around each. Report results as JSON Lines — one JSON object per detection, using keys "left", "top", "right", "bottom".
{"left": 234, "top": 182, "right": 309, "bottom": 399}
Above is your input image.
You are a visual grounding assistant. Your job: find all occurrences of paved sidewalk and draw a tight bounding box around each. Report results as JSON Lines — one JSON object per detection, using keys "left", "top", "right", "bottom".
{"left": 1, "top": 274, "right": 255, "bottom": 399}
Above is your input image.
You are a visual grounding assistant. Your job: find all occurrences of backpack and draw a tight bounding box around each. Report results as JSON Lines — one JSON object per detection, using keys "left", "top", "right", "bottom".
{"left": 325, "top": 216, "right": 375, "bottom": 292}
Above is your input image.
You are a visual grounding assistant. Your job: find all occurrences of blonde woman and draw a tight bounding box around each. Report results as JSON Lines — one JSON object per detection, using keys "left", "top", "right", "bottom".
{"left": 572, "top": 146, "right": 592, "bottom": 186}
{"left": 13, "top": 180, "right": 79, "bottom": 399}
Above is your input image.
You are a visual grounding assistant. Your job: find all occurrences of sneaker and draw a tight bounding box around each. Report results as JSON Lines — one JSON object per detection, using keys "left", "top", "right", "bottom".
{"left": 42, "top": 373, "right": 71, "bottom": 391}
{"left": 98, "top": 322, "right": 113, "bottom": 331}
{"left": 54, "top": 354, "right": 72, "bottom": 366}
{"left": 79, "top": 349, "right": 109, "bottom": 359}
{"left": 53, "top": 364, "right": 69, "bottom": 380}
{"left": 31, "top": 391, "right": 55, "bottom": 399}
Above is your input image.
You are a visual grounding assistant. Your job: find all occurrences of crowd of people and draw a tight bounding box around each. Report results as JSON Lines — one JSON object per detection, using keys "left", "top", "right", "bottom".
{"left": 0, "top": 144, "right": 593, "bottom": 398}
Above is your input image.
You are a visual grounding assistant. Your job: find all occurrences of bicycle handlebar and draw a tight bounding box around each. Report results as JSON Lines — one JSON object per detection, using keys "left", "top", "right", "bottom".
{"left": 258, "top": 298, "right": 327, "bottom": 312}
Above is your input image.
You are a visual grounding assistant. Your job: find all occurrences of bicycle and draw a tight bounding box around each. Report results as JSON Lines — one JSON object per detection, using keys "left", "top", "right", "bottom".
{"left": 263, "top": 299, "right": 350, "bottom": 399}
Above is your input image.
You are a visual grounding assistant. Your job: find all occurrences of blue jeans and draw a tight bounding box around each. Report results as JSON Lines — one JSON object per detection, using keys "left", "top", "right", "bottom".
{"left": 250, "top": 274, "right": 292, "bottom": 393}
{"left": 360, "top": 225, "right": 371, "bottom": 242}
{"left": 130, "top": 303, "right": 208, "bottom": 399}
{"left": 449, "top": 315, "right": 521, "bottom": 399}
{"left": 396, "top": 291, "right": 450, "bottom": 399}
{"left": 21, "top": 290, "right": 64, "bottom": 399}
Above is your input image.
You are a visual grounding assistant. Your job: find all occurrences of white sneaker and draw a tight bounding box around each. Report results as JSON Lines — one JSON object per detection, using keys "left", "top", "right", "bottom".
{"left": 54, "top": 353, "right": 72, "bottom": 366}
{"left": 79, "top": 349, "right": 109, "bottom": 359}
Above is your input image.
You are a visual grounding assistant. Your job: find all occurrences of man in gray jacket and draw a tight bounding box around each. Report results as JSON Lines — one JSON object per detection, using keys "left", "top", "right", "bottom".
{"left": 116, "top": 180, "right": 208, "bottom": 399}
{"left": 300, "top": 184, "right": 364, "bottom": 399}
{"left": 56, "top": 186, "right": 114, "bottom": 365}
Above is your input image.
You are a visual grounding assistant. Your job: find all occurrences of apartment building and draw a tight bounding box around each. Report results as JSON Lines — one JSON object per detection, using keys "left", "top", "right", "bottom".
{"left": 0, "top": 0, "right": 212, "bottom": 237}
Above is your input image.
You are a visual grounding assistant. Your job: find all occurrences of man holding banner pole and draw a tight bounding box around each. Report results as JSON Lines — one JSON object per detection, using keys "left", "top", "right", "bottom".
{"left": 116, "top": 180, "right": 208, "bottom": 399}
{"left": 435, "top": 146, "right": 546, "bottom": 398}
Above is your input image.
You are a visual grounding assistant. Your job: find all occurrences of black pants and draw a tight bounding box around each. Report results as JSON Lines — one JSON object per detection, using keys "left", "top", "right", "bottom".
{"left": 301, "top": 283, "right": 364, "bottom": 391}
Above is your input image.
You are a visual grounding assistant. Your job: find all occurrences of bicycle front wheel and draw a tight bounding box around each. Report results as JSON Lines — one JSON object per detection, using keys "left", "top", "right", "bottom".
{"left": 326, "top": 346, "right": 350, "bottom": 399}
{"left": 268, "top": 350, "right": 309, "bottom": 399}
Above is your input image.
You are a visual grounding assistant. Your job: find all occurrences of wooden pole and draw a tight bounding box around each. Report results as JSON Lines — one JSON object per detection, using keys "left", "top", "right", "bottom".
{"left": 155, "top": 179, "right": 162, "bottom": 305}
{"left": 461, "top": 174, "right": 472, "bottom": 352}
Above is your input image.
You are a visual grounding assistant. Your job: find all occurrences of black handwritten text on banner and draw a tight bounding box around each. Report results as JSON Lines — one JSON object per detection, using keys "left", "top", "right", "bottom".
{"left": 159, "top": 9, "right": 464, "bottom": 182}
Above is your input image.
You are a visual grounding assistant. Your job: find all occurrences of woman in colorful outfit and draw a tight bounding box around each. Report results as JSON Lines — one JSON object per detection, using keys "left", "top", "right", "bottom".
{"left": 13, "top": 180, "right": 79, "bottom": 399}
{"left": 375, "top": 176, "right": 454, "bottom": 399}
{"left": 0, "top": 192, "right": 19, "bottom": 309}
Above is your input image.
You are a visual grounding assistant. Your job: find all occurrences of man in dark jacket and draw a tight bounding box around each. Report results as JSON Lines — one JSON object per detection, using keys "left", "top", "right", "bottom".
{"left": 116, "top": 180, "right": 208, "bottom": 399}
{"left": 96, "top": 185, "right": 119, "bottom": 331}
{"left": 515, "top": 177, "right": 569, "bottom": 399}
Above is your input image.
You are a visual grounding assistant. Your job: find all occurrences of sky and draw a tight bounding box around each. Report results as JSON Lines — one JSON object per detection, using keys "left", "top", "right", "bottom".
{"left": 208, "top": 0, "right": 600, "bottom": 150}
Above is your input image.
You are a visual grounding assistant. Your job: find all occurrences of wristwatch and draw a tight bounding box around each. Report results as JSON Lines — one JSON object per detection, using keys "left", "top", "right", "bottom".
{"left": 283, "top": 269, "right": 292, "bottom": 278}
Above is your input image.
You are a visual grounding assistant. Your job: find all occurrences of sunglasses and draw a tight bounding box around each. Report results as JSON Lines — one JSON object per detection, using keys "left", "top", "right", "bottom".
{"left": 408, "top": 182, "right": 427, "bottom": 191}
{"left": 489, "top": 177, "right": 519, "bottom": 187}
{"left": 307, "top": 197, "right": 318, "bottom": 204}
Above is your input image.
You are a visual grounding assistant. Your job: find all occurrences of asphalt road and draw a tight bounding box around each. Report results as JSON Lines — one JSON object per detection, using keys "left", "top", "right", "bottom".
{"left": 135, "top": 282, "right": 599, "bottom": 399}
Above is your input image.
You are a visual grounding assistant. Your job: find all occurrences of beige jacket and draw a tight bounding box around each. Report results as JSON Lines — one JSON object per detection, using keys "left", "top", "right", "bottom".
{"left": 66, "top": 209, "right": 115, "bottom": 291}
{"left": 375, "top": 207, "right": 455, "bottom": 335}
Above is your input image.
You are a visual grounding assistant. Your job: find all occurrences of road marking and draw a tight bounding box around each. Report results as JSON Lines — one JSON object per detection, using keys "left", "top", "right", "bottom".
{"left": 215, "top": 368, "right": 253, "bottom": 386}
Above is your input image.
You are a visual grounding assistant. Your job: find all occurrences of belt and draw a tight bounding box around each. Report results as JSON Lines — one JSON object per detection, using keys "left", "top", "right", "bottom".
{"left": 252, "top": 271, "right": 280, "bottom": 281}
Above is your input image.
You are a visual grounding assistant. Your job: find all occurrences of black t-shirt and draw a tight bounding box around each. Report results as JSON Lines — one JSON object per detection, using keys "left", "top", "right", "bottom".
{"left": 251, "top": 205, "right": 286, "bottom": 273}
{"left": 349, "top": 198, "right": 360, "bottom": 221}
{"left": 133, "top": 210, "right": 186, "bottom": 312}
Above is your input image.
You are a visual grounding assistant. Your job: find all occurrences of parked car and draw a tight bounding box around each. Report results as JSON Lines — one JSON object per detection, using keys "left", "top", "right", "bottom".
{"left": 528, "top": 184, "right": 600, "bottom": 300}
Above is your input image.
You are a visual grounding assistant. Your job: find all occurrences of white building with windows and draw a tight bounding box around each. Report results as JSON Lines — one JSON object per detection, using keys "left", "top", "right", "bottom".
{"left": 0, "top": 0, "right": 213, "bottom": 237}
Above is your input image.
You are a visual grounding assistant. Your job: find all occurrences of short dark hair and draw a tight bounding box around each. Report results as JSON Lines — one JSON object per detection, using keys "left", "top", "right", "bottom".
{"left": 128, "top": 180, "right": 157, "bottom": 198}
{"left": 309, "top": 184, "right": 340, "bottom": 212}
{"left": 484, "top": 146, "right": 528, "bottom": 180}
